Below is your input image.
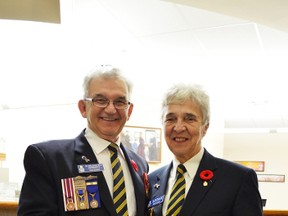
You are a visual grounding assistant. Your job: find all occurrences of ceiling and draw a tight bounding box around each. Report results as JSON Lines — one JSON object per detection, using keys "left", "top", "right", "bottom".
{"left": 1, "top": 0, "right": 288, "bottom": 130}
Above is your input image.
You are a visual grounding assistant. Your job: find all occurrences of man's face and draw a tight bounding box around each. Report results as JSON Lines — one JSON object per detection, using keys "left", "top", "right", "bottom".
{"left": 79, "top": 77, "right": 133, "bottom": 142}
{"left": 163, "top": 100, "right": 209, "bottom": 163}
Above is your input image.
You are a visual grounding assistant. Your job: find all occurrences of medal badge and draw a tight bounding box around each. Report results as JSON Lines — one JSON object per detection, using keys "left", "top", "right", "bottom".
{"left": 61, "top": 177, "right": 76, "bottom": 211}
{"left": 74, "top": 176, "right": 89, "bottom": 210}
{"left": 61, "top": 175, "right": 101, "bottom": 212}
{"left": 66, "top": 199, "right": 75, "bottom": 211}
{"left": 86, "top": 175, "right": 101, "bottom": 209}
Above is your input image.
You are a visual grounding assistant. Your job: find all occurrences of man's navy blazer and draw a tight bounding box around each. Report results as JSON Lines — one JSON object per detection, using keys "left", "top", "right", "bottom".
{"left": 147, "top": 149, "right": 263, "bottom": 216}
{"left": 18, "top": 130, "right": 149, "bottom": 216}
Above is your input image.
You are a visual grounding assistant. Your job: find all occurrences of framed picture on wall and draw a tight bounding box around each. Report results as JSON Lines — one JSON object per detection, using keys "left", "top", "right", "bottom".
{"left": 257, "top": 174, "right": 285, "bottom": 183}
{"left": 235, "top": 161, "right": 265, "bottom": 172}
{"left": 121, "top": 125, "right": 162, "bottom": 163}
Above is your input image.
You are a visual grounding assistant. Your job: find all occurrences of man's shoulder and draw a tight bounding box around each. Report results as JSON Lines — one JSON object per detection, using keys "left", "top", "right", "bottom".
{"left": 26, "top": 136, "right": 79, "bottom": 157}
{"left": 29, "top": 131, "right": 84, "bottom": 151}
{"left": 33, "top": 138, "right": 74, "bottom": 148}
{"left": 149, "top": 164, "right": 170, "bottom": 177}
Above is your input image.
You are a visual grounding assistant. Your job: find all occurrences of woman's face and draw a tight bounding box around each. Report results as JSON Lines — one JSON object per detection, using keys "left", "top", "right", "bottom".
{"left": 163, "top": 100, "right": 209, "bottom": 163}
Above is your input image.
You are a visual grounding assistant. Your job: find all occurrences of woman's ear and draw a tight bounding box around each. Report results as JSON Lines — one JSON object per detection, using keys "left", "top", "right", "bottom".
{"left": 202, "top": 123, "right": 210, "bottom": 137}
{"left": 78, "top": 100, "right": 87, "bottom": 118}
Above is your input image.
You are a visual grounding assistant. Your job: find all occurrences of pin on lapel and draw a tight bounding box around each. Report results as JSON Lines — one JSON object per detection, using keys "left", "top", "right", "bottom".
{"left": 81, "top": 156, "right": 90, "bottom": 163}
{"left": 200, "top": 170, "right": 214, "bottom": 187}
{"left": 154, "top": 183, "right": 160, "bottom": 189}
{"left": 130, "top": 160, "right": 138, "bottom": 172}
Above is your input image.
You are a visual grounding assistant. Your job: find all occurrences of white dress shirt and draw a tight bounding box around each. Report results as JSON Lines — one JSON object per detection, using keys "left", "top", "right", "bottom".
{"left": 85, "top": 128, "right": 136, "bottom": 216}
{"left": 162, "top": 147, "right": 204, "bottom": 215}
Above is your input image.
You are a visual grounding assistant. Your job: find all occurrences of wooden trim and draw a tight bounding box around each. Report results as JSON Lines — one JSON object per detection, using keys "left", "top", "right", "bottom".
{"left": 264, "top": 210, "right": 288, "bottom": 216}
{"left": 0, "top": 202, "right": 287, "bottom": 216}
{"left": 0, "top": 202, "right": 18, "bottom": 209}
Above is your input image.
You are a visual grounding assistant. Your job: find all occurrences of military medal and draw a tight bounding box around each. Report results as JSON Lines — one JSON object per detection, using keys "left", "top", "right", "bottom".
{"left": 77, "top": 189, "right": 87, "bottom": 209}
{"left": 66, "top": 198, "right": 75, "bottom": 211}
{"left": 86, "top": 176, "right": 101, "bottom": 209}
{"left": 74, "top": 176, "right": 89, "bottom": 210}
{"left": 89, "top": 193, "right": 98, "bottom": 208}
{"left": 61, "top": 177, "right": 76, "bottom": 211}
{"left": 62, "top": 175, "right": 100, "bottom": 211}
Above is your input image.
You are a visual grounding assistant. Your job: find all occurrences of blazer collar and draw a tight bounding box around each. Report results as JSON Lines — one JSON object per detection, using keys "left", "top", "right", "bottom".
{"left": 180, "top": 148, "right": 218, "bottom": 215}
{"left": 148, "top": 164, "right": 172, "bottom": 216}
{"left": 120, "top": 143, "right": 147, "bottom": 215}
{"left": 74, "top": 129, "right": 146, "bottom": 216}
{"left": 154, "top": 164, "right": 172, "bottom": 195}
{"left": 73, "top": 130, "right": 118, "bottom": 216}
{"left": 74, "top": 130, "right": 96, "bottom": 164}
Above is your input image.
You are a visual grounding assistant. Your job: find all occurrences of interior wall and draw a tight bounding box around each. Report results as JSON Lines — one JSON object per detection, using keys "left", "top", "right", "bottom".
{"left": 224, "top": 132, "right": 288, "bottom": 210}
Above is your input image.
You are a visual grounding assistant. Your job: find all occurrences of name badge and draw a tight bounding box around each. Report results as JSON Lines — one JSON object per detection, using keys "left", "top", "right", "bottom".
{"left": 148, "top": 195, "right": 165, "bottom": 208}
{"left": 78, "top": 164, "right": 104, "bottom": 174}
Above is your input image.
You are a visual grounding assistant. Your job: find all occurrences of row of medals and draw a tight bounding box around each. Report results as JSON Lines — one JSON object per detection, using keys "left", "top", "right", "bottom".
{"left": 66, "top": 176, "right": 98, "bottom": 211}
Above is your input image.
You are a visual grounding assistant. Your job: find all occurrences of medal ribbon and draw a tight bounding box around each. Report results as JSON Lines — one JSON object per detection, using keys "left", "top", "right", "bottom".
{"left": 86, "top": 178, "right": 101, "bottom": 208}
{"left": 64, "top": 178, "right": 75, "bottom": 210}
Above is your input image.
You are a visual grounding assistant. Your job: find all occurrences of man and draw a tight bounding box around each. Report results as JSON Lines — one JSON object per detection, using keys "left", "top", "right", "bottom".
{"left": 147, "top": 83, "right": 263, "bottom": 216}
{"left": 18, "top": 66, "right": 149, "bottom": 216}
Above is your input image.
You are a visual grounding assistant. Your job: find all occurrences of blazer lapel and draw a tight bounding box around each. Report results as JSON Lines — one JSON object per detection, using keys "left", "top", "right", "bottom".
{"left": 120, "top": 144, "right": 147, "bottom": 215}
{"left": 74, "top": 131, "right": 117, "bottom": 216}
{"left": 149, "top": 163, "right": 172, "bottom": 216}
{"left": 180, "top": 149, "right": 218, "bottom": 216}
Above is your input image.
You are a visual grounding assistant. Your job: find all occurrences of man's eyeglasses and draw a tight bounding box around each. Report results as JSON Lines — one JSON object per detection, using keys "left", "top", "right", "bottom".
{"left": 84, "top": 97, "right": 131, "bottom": 110}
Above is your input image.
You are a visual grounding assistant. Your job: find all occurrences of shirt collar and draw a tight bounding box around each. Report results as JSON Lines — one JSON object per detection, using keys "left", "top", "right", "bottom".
{"left": 172, "top": 147, "right": 204, "bottom": 179}
{"left": 84, "top": 127, "right": 121, "bottom": 154}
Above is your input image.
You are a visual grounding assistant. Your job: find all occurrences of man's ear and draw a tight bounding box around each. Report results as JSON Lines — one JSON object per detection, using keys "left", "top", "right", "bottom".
{"left": 78, "top": 100, "right": 87, "bottom": 118}
{"left": 126, "top": 103, "right": 134, "bottom": 120}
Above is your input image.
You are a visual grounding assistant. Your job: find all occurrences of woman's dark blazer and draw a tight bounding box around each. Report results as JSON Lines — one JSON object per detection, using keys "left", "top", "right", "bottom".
{"left": 147, "top": 149, "right": 263, "bottom": 216}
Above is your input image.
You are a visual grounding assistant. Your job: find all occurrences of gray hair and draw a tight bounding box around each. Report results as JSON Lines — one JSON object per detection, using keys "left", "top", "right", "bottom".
{"left": 161, "top": 83, "right": 210, "bottom": 125}
{"left": 82, "top": 65, "right": 133, "bottom": 99}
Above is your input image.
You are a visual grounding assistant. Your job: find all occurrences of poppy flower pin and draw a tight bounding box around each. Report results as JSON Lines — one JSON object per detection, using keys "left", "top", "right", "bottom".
{"left": 130, "top": 160, "right": 138, "bottom": 172}
{"left": 199, "top": 170, "right": 214, "bottom": 187}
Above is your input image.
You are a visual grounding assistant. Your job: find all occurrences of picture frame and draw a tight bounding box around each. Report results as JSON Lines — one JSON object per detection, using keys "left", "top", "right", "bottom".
{"left": 257, "top": 174, "right": 285, "bottom": 183}
{"left": 0, "top": 153, "right": 5, "bottom": 161}
{"left": 121, "top": 125, "right": 162, "bottom": 163}
{"left": 0, "top": 153, "right": 6, "bottom": 167}
{"left": 235, "top": 161, "right": 265, "bottom": 172}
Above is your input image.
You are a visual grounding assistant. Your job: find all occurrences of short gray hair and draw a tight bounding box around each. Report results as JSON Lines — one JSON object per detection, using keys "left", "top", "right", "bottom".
{"left": 82, "top": 65, "right": 133, "bottom": 99}
{"left": 161, "top": 83, "right": 210, "bottom": 125}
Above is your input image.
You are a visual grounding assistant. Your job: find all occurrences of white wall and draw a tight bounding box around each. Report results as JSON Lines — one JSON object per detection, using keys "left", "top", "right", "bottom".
{"left": 0, "top": 105, "right": 85, "bottom": 186}
{"left": 224, "top": 132, "right": 288, "bottom": 210}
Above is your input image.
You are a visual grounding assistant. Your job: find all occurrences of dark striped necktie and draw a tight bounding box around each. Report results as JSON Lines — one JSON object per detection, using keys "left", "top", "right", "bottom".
{"left": 108, "top": 143, "right": 128, "bottom": 216}
{"left": 166, "top": 164, "right": 187, "bottom": 216}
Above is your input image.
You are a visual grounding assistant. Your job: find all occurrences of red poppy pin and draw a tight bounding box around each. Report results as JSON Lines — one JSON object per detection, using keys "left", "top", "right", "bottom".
{"left": 143, "top": 172, "right": 150, "bottom": 197}
{"left": 130, "top": 160, "right": 138, "bottom": 172}
{"left": 200, "top": 170, "right": 214, "bottom": 186}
